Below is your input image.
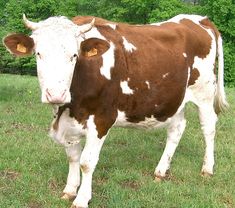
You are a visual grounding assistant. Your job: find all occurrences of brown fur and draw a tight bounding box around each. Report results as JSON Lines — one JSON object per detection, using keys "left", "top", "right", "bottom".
{"left": 41, "top": 16, "right": 219, "bottom": 138}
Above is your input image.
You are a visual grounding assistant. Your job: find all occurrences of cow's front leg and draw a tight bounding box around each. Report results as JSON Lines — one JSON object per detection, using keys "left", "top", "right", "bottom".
{"left": 71, "top": 116, "right": 106, "bottom": 208}
{"left": 62, "top": 143, "right": 82, "bottom": 200}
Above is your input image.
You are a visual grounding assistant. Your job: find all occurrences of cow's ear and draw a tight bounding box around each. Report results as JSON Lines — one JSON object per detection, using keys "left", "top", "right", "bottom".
{"left": 80, "top": 38, "right": 110, "bottom": 58}
{"left": 3, "top": 33, "right": 34, "bottom": 57}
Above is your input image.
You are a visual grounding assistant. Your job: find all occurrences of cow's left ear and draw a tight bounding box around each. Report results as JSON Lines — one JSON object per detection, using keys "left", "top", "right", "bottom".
{"left": 3, "top": 33, "right": 34, "bottom": 57}
{"left": 80, "top": 38, "right": 110, "bottom": 58}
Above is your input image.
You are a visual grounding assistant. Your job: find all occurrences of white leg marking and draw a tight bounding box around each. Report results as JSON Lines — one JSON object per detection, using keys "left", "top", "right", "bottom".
{"left": 63, "top": 144, "right": 82, "bottom": 198}
{"left": 199, "top": 104, "right": 217, "bottom": 175}
{"left": 72, "top": 116, "right": 106, "bottom": 207}
{"left": 155, "top": 110, "right": 186, "bottom": 178}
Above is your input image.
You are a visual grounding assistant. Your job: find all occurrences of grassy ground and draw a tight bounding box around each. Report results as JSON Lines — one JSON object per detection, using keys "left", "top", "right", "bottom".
{"left": 0, "top": 74, "right": 234, "bottom": 208}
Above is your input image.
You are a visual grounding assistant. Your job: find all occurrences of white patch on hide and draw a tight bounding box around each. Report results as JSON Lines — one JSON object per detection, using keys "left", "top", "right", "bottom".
{"left": 120, "top": 81, "right": 134, "bottom": 95}
{"left": 162, "top": 73, "right": 169, "bottom": 79}
{"left": 99, "top": 42, "right": 115, "bottom": 80}
{"left": 106, "top": 23, "right": 117, "bottom": 30}
{"left": 145, "top": 81, "right": 150, "bottom": 89}
{"left": 122, "top": 36, "right": 137, "bottom": 53}
{"left": 183, "top": 53, "right": 187, "bottom": 58}
{"left": 115, "top": 110, "right": 171, "bottom": 129}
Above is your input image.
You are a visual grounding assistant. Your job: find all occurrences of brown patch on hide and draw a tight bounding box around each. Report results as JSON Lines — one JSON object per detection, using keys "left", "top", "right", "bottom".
{"left": 188, "top": 68, "right": 200, "bottom": 86}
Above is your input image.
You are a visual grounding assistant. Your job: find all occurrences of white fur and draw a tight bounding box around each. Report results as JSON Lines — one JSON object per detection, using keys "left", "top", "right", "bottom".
{"left": 145, "top": 81, "right": 150, "bottom": 89}
{"left": 31, "top": 17, "right": 83, "bottom": 103}
{"left": 155, "top": 110, "right": 186, "bottom": 177}
{"left": 115, "top": 110, "right": 171, "bottom": 129}
{"left": 151, "top": 14, "right": 206, "bottom": 26}
{"left": 73, "top": 115, "right": 106, "bottom": 207}
{"left": 63, "top": 144, "right": 82, "bottom": 197}
{"left": 106, "top": 23, "right": 117, "bottom": 30}
{"left": 162, "top": 72, "right": 169, "bottom": 79}
{"left": 83, "top": 27, "right": 106, "bottom": 40}
{"left": 100, "top": 42, "right": 115, "bottom": 80}
{"left": 122, "top": 36, "right": 137, "bottom": 52}
{"left": 183, "top": 53, "right": 187, "bottom": 58}
{"left": 50, "top": 108, "right": 85, "bottom": 146}
{"left": 120, "top": 80, "right": 134, "bottom": 94}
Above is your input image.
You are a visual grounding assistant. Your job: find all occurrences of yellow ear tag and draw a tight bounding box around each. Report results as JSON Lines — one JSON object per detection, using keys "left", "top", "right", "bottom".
{"left": 16, "top": 43, "right": 27, "bottom": 53}
{"left": 85, "top": 48, "right": 98, "bottom": 57}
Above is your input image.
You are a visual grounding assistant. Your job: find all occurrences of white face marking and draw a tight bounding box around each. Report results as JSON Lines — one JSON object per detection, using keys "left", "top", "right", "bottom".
{"left": 122, "top": 36, "right": 137, "bottom": 53}
{"left": 183, "top": 53, "right": 187, "bottom": 58}
{"left": 49, "top": 108, "right": 85, "bottom": 146}
{"left": 120, "top": 80, "right": 134, "bottom": 95}
{"left": 106, "top": 23, "right": 117, "bottom": 30}
{"left": 145, "top": 81, "right": 150, "bottom": 89}
{"left": 162, "top": 72, "right": 169, "bottom": 79}
{"left": 31, "top": 17, "right": 83, "bottom": 104}
{"left": 100, "top": 42, "right": 115, "bottom": 80}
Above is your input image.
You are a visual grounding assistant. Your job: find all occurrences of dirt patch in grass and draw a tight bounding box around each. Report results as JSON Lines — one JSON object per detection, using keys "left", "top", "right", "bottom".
{"left": 119, "top": 179, "right": 141, "bottom": 190}
{"left": 0, "top": 169, "right": 21, "bottom": 180}
{"left": 219, "top": 195, "right": 234, "bottom": 208}
{"left": 48, "top": 178, "right": 64, "bottom": 197}
{"left": 27, "top": 201, "right": 43, "bottom": 208}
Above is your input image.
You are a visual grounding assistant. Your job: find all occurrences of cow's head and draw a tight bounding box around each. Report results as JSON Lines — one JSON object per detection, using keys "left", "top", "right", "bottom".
{"left": 3, "top": 15, "right": 99, "bottom": 104}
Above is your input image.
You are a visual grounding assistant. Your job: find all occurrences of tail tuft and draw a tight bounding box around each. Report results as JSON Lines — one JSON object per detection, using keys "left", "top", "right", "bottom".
{"left": 214, "top": 35, "right": 229, "bottom": 114}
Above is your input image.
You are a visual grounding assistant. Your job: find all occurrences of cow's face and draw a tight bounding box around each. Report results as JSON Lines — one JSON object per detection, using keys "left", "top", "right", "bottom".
{"left": 3, "top": 15, "right": 94, "bottom": 104}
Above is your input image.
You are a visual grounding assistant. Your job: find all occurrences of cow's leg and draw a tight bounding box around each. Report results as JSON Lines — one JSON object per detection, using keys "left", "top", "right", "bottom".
{"left": 154, "top": 110, "right": 186, "bottom": 180}
{"left": 62, "top": 143, "right": 82, "bottom": 200}
{"left": 198, "top": 103, "right": 217, "bottom": 176}
{"left": 71, "top": 117, "right": 106, "bottom": 208}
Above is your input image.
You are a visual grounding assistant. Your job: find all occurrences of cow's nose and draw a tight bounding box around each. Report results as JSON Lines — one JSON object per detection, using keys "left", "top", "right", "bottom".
{"left": 45, "top": 88, "right": 67, "bottom": 104}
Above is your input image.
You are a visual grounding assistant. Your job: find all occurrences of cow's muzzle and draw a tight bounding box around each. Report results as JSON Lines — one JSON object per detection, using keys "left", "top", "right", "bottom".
{"left": 42, "top": 88, "right": 71, "bottom": 104}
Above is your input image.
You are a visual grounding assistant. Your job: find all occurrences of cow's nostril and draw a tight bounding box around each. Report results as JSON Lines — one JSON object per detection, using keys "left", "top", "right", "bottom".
{"left": 45, "top": 88, "right": 67, "bottom": 104}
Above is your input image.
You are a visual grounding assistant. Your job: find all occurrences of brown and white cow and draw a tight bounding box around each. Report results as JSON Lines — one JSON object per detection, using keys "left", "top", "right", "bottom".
{"left": 3, "top": 14, "right": 228, "bottom": 207}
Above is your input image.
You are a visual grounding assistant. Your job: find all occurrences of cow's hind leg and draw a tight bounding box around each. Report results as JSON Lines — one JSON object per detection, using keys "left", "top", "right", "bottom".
{"left": 62, "top": 143, "right": 82, "bottom": 200}
{"left": 198, "top": 103, "right": 217, "bottom": 176}
{"left": 154, "top": 109, "right": 186, "bottom": 181}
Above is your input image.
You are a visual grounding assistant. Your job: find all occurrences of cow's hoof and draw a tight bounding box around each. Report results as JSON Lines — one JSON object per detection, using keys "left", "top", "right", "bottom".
{"left": 201, "top": 171, "right": 213, "bottom": 177}
{"left": 154, "top": 175, "right": 165, "bottom": 182}
{"left": 61, "top": 193, "right": 76, "bottom": 201}
{"left": 154, "top": 169, "right": 170, "bottom": 182}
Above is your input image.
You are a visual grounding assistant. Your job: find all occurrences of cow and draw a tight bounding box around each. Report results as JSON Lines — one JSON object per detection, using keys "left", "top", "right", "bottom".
{"left": 3, "top": 14, "right": 228, "bottom": 207}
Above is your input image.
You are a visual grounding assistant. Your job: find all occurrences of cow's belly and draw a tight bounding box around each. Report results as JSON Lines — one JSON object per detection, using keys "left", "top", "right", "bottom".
{"left": 114, "top": 110, "right": 171, "bottom": 130}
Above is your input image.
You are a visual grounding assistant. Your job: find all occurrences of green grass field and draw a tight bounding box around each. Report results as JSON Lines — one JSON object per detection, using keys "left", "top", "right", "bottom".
{"left": 0, "top": 74, "right": 234, "bottom": 208}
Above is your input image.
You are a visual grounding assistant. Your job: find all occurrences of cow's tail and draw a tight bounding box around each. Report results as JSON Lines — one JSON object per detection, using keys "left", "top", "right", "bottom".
{"left": 214, "top": 34, "right": 229, "bottom": 114}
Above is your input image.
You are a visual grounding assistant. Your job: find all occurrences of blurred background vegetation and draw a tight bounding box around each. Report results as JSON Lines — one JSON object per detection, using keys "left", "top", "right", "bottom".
{"left": 0, "top": 0, "right": 234, "bottom": 86}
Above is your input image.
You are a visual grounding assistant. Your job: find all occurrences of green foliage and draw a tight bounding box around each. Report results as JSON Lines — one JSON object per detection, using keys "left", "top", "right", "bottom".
{"left": 0, "top": 0, "right": 234, "bottom": 86}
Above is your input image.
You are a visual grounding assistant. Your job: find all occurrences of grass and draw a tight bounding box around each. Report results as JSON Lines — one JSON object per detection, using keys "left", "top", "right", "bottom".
{"left": 0, "top": 74, "right": 234, "bottom": 208}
